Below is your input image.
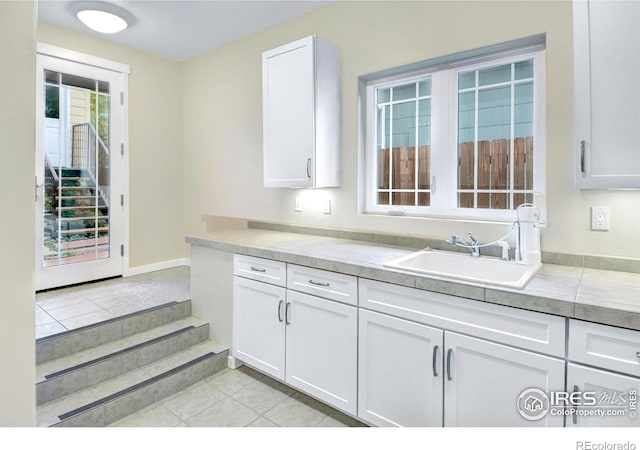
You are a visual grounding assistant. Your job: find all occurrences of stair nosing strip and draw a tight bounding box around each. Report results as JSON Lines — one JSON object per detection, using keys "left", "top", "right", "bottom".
{"left": 56, "top": 351, "right": 217, "bottom": 422}
{"left": 42, "top": 325, "right": 199, "bottom": 380}
{"left": 36, "top": 300, "right": 187, "bottom": 343}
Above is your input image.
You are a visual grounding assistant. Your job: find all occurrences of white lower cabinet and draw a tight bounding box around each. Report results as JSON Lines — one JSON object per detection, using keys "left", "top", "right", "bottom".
{"left": 286, "top": 290, "right": 357, "bottom": 415}
{"left": 232, "top": 258, "right": 358, "bottom": 416}
{"left": 358, "top": 309, "right": 565, "bottom": 427}
{"left": 232, "top": 276, "right": 286, "bottom": 379}
{"left": 358, "top": 309, "right": 443, "bottom": 427}
{"left": 444, "top": 332, "right": 564, "bottom": 427}
{"left": 567, "top": 363, "right": 640, "bottom": 427}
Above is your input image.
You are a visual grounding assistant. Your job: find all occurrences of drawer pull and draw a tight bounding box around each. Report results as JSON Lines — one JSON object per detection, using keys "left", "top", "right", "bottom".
{"left": 636, "top": 351, "right": 640, "bottom": 359}
{"left": 277, "top": 300, "right": 284, "bottom": 323}
{"left": 308, "top": 279, "right": 330, "bottom": 287}
{"left": 446, "top": 349, "right": 453, "bottom": 381}
{"left": 250, "top": 266, "right": 267, "bottom": 273}
{"left": 432, "top": 345, "right": 439, "bottom": 377}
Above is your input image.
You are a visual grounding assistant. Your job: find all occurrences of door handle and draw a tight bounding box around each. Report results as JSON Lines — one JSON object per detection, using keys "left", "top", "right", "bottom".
{"left": 446, "top": 348, "right": 453, "bottom": 381}
{"left": 432, "top": 345, "right": 439, "bottom": 377}
{"left": 580, "top": 140, "right": 586, "bottom": 174}
{"left": 572, "top": 385, "right": 579, "bottom": 425}
{"left": 35, "top": 176, "right": 43, "bottom": 201}
{"left": 277, "top": 300, "right": 284, "bottom": 322}
{"left": 285, "top": 302, "right": 291, "bottom": 325}
{"left": 306, "top": 158, "right": 312, "bottom": 179}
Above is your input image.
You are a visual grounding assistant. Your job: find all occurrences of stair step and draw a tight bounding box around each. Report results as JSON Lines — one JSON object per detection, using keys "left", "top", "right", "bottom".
{"left": 58, "top": 227, "right": 109, "bottom": 235}
{"left": 57, "top": 195, "right": 101, "bottom": 200}
{"left": 37, "top": 342, "right": 228, "bottom": 427}
{"left": 36, "top": 300, "right": 192, "bottom": 364}
{"left": 58, "top": 216, "right": 109, "bottom": 221}
{"left": 36, "top": 317, "right": 210, "bottom": 405}
{"left": 56, "top": 206, "right": 108, "bottom": 211}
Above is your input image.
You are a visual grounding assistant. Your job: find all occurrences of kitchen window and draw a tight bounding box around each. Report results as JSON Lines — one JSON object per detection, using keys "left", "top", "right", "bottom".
{"left": 362, "top": 41, "right": 546, "bottom": 222}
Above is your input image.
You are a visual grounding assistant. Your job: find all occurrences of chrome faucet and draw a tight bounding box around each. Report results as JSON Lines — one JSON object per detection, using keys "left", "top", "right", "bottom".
{"left": 447, "top": 232, "right": 480, "bottom": 257}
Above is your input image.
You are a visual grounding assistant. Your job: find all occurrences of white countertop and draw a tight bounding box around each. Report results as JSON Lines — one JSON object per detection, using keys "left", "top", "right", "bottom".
{"left": 187, "top": 228, "right": 640, "bottom": 331}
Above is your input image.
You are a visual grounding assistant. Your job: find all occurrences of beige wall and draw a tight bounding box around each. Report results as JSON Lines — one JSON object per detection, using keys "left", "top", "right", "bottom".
{"left": 37, "top": 23, "right": 186, "bottom": 268}
{"left": 183, "top": 0, "right": 639, "bottom": 259}
{"left": 0, "top": 0, "right": 36, "bottom": 426}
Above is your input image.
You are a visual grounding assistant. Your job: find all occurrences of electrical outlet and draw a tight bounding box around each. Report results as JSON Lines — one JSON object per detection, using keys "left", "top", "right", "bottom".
{"left": 590, "top": 206, "right": 610, "bottom": 231}
{"left": 294, "top": 197, "right": 302, "bottom": 212}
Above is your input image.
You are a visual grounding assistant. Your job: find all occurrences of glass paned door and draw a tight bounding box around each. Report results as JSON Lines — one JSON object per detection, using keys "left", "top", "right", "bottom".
{"left": 36, "top": 54, "right": 125, "bottom": 290}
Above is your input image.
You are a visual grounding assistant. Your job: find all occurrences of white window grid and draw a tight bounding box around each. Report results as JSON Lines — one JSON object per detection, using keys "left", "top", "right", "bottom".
{"left": 375, "top": 77, "right": 432, "bottom": 207}
{"left": 362, "top": 46, "right": 546, "bottom": 223}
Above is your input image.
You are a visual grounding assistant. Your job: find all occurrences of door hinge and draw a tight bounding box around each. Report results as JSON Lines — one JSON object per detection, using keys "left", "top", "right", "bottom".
{"left": 120, "top": 92, "right": 124, "bottom": 105}
{"left": 120, "top": 143, "right": 124, "bottom": 157}
{"left": 120, "top": 194, "right": 124, "bottom": 206}
{"left": 120, "top": 244, "right": 124, "bottom": 257}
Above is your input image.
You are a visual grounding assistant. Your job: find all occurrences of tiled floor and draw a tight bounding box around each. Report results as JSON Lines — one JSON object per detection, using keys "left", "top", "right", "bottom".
{"left": 35, "top": 266, "right": 366, "bottom": 427}
{"left": 109, "top": 366, "right": 365, "bottom": 427}
{"left": 35, "top": 267, "right": 191, "bottom": 339}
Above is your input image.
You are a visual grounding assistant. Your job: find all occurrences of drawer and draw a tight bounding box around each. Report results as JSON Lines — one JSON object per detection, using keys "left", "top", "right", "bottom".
{"left": 569, "top": 319, "right": 640, "bottom": 377}
{"left": 359, "top": 278, "right": 565, "bottom": 357}
{"left": 233, "top": 254, "right": 286, "bottom": 287}
{"left": 287, "top": 264, "right": 358, "bottom": 306}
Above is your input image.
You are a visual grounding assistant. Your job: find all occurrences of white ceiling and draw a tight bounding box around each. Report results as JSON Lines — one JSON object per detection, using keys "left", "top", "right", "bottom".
{"left": 37, "top": 0, "right": 334, "bottom": 61}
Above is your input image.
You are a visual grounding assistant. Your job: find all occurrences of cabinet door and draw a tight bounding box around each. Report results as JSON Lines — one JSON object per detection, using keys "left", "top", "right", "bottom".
{"left": 263, "top": 36, "right": 314, "bottom": 188}
{"left": 232, "top": 277, "right": 286, "bottom": 380}
{"left": 567, "top": 363, "right": 640, "bottom": 427}
{"left": 574, "top": 0, "right": 640, "bottom": 188}
{"left": 444, "top": 332, "right": 564, "bottom": 427}
{"left": 358, "top": 309, "right": 443, "bottom": 427}
{"left": 285, "top": 290, "right": 357, "bottom": 415}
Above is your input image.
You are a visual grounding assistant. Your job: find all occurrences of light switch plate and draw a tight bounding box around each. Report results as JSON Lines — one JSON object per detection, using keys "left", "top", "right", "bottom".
{"left": 322, "top": 198, "right": 331, "bottom": 215}
{"left": 294, "top": 197, "right": 302, "bottom": 212}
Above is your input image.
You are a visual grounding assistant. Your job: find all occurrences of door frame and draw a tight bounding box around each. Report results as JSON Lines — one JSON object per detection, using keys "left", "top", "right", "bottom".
{"left": 35, "top": 43, "right": 130, "bottom": 290}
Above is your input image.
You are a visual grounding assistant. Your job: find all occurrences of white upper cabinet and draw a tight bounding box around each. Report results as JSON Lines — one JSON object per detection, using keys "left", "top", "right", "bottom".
{"left": 262, "top": 35, "right": 340, "bottom": 188}
{"left": 574, "top": 0, "right": 640, "bottom": 189}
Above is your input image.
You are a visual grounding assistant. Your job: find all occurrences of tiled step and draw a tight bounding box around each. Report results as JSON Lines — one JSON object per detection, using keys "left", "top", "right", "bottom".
{"left": 36, "top": 317, "right": 210, "bottom": 405}
{"left": 37, "top": 341, "right": 228, "bottom": 427}
{"left": 36, "top": 300, "right": 192, "bottom": 364}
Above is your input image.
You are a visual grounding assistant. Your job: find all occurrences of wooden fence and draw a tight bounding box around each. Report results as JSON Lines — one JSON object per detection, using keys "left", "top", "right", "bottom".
{"left": 377, "top": 137, "right": 533, "bottom": 209}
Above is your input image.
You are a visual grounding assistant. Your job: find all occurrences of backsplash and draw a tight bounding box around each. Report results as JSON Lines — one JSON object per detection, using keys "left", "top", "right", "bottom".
{"left": 248, "top": 221, "right": 640, "bottom": 274}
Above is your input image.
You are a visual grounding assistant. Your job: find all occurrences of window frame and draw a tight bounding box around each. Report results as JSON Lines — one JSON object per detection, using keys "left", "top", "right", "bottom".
{"left": 363, "top": 46, "right": 547, "bottom": 223}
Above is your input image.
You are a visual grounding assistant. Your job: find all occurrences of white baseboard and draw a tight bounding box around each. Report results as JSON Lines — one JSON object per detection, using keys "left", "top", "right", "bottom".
{"left": 124, "top": 258, "right": 191, "bottom": 277}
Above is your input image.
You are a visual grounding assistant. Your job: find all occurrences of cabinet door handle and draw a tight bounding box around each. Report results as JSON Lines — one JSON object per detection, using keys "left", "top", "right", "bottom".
{"left": 285, "top": 302, "right": 291, "bottom": 325}
{"left": 250, "top": 266, "right": 266, "bottom": 273}
{"left": 277, "top": 300, "right": 284, "bottom": 322}
{"left": 308, "top": 279, "right": 330, "bottom": 287}
{"left": 306, "top": 158, "right": 312, "bottom": 179}
{"left": 446, "top": 348, "right": 453, "bottom": 381}
{"left": 432, "top": 345, "right": 439, "bottom": 377}
{"left": 572, "top": 385, "right": 579, "bottom": 425}
{"left": 580, "top": 140, "right": 586, "bottom": 174}
{"left": 636, "top": 351, "right": 640, "bottom": 359}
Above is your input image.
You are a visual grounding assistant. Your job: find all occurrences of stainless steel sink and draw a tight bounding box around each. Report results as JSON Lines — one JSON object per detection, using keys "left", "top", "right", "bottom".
{"left": 384, "top": 249, "right": 541, "bottom": 289}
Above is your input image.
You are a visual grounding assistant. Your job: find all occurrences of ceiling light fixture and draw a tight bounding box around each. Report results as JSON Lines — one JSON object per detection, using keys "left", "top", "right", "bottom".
{"left": 71, "top": 2, "right": 134, "bottom": 34}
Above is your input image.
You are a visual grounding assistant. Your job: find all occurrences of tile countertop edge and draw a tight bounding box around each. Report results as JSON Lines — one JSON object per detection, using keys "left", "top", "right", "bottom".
{"left": 186, "top": 233, "right": 640, "bottom": 332}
